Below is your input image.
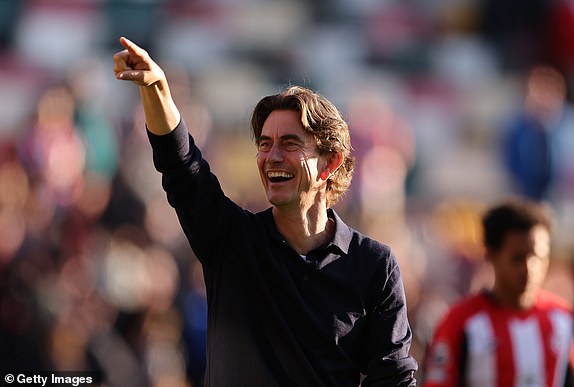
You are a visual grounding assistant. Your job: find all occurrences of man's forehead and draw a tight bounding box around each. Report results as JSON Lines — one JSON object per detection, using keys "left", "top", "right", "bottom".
{"left": 502, "top": 226, "right": 550, "bottom": 251}
{"left": 260, "top": 122, "right": 312, "bottom": 140}
{"left": 261, "top": 110, "right": 302, "bottom": 130}
{"left": 259, "top": 131, "right": 306, "bottom": 140}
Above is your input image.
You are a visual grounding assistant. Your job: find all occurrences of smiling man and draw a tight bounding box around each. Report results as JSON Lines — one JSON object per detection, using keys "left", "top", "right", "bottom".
{"left": 114, "top": 37, "right": 417, "bottom": 386}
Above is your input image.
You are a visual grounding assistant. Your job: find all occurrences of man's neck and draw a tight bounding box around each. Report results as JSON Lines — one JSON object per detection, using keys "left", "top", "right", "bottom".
{"left": 489, "top": 286, "right": 536, "bottom": 310}
{"left": 272, "top": 204, "right": 334, "bottom": 256}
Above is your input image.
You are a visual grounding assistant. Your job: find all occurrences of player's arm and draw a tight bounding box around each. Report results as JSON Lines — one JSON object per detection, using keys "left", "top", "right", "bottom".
{"left": 113, "top": 36, "right": 180, "bottom": 135}
{"left": 422, "top": 309, "right": 467, "bottom": 387}
{"left": 565, "top": 338, "right": 574, "bottom": 387}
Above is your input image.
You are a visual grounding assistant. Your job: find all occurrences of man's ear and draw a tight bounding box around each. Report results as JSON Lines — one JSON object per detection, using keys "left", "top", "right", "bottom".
{"left": 322, "top": 152, "right": 343, "bottom": 180}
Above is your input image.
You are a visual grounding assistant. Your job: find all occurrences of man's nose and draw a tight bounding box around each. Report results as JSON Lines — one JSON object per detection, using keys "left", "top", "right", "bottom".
{"left": 268, "top": 143, "right": 283, "bottom": 161}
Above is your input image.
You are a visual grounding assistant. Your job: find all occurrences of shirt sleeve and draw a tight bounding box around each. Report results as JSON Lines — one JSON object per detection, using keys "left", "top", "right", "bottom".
{"left": 422, "top": 307, "right": 467, "bottom": 387}
{"left": 361, "top": 252, "right": 418, "bottom": 387}
{"left": 146, "top": 119, "right": 241, "bottom": 266}
{"left": 566, "top": 337, "right": 574, "bottom": 387}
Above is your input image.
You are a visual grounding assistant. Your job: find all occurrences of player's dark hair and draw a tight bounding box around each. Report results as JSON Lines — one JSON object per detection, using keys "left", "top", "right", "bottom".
{"left": 482, "top": 197, "right": 552, "bottom": 251}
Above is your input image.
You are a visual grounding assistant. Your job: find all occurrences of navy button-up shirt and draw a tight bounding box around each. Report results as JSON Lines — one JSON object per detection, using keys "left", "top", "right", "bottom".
{"left": 148, "top": 120, "right": 417, "bottom": 386}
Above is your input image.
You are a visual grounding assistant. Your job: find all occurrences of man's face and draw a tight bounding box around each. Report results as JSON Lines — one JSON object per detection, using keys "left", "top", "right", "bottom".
{"left": 256, "top": 110, "right": 329, "bottom": 209}
{"left": 488, "top": 225, "right": 550, "bottom": 306}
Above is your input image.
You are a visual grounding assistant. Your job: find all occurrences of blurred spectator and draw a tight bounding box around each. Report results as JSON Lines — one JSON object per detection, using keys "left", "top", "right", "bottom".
{"left": 502, "top": 65, "right": 574, "bottom": 202}
{"left": 17, "top": 84, "right": 86, "bottom": 208}
{"left": 0, "top": 142, "right": 29, "bottom": 263}
{"left": 346, "top": 85, "right": 416, "bottom": 233}
{"left": 67, "top": 58, "right": 119, "bottom": 182}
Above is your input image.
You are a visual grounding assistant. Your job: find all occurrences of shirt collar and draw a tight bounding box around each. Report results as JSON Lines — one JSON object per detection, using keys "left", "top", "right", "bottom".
{"left": 327, "top": 208, "right": 351, "bottom": 255}
{"left": 262, "top": 207, "right": 352, "bottom": 255}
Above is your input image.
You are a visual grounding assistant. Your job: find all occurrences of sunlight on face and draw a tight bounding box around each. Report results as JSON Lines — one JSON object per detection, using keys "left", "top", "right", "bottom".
{"left": 256, "top": 110, "right": 328, "bottom": 209}
{"left": 532, "top": 225, "right": 550, "bottom": 259}
{"left": 528, "top": 225, "right": 551, "bottom": 290}
{"left": 491, "top": 225, "right": 550, "bottom": 308}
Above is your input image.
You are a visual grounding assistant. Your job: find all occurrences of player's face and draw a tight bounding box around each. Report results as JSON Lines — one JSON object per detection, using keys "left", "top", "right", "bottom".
{"left": 256, "top": 110, "right": 329, "bottom": 209}
{"left": 489, "top": 225, "right": 550, "bottom": 307}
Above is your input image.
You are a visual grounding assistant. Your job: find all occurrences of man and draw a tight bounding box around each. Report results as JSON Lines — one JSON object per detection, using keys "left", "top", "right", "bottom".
{"left": 423, "top": 198, "right": 574, "bottom": 387}
{"left": 113, "top": 37, "right": 417, "bottom": 386}
{"left": 503, "top": 65, "right": 574, "bottom": 202}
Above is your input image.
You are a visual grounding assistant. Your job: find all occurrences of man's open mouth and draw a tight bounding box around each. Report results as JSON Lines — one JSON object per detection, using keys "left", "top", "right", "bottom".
{"left": 267, "top": 171, "right": 294, "bottom": 183}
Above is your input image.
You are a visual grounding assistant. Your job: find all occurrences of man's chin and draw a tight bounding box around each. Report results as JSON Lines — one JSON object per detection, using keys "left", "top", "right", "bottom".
{"left": 267, "top": 195, "right": 298, "bottom": 210}
{"left": 269, "top": 200, "right": 291, "bottom": 209}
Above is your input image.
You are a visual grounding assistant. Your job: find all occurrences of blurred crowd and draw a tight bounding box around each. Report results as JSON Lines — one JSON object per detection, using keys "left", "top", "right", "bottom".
{"left": 1, "top": 0, "right": 574, "bottom": 385}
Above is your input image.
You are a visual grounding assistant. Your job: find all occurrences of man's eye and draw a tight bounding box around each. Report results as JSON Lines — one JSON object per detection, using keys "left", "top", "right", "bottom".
{"left": 284, "top": 142, "right": 299, "bottom": 150}
{"left": 258, "top": 142, "right": 271, "bottom": 151}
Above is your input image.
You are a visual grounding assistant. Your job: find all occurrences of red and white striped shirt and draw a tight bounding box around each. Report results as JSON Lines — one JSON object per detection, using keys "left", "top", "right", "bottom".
{"left": 423, "top": 290, "right": 574, "bottom": 387}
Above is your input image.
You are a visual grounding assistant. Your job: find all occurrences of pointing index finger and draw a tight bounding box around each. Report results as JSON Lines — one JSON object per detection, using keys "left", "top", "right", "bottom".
{"left": 119, "top": 36, "right": 146, "bottom": 57}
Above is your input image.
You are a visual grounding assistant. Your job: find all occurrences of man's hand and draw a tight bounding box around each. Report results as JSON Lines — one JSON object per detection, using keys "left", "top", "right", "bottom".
{"left": 113, "top": 36, "right": 181, "bottom": 134}
{"left": 113, "top": 37, "right": 165, "bottom": 86}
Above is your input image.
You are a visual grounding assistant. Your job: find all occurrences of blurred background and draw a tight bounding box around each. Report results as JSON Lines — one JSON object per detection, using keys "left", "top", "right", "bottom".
{"left": 1, "top": 0, "right": 574, "bottom": 385}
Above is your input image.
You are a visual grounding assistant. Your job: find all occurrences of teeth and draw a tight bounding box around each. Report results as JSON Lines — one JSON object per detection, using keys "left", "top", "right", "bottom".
{"left": 267, "top": 171, "right": 294, "bottom": 179}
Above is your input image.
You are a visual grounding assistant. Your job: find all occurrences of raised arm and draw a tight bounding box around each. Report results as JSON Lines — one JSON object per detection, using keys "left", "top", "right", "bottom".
{"left": 113, "top": 36, "right": 180, "bottom": 135}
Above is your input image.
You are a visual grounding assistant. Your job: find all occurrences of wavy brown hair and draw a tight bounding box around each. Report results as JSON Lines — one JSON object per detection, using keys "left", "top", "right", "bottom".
{"left": 251, "top": 86, "right": 355, "bottom": 207}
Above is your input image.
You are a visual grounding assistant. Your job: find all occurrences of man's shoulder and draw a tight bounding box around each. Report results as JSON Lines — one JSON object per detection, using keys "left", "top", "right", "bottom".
{"left": 352, "top": 232, "right": 392, "bottom": 255}
{"left": 328, "top": 209, "right": 393, "bottom": 260}
{"left": 337, "top": 218, "right": 390, "bottom": 255}
{"left": 535, "top": 289, "right": 573, "bottom": 314}
{"left": 348, "top": 231, "right": 396, "bottom": 272}
{"left": 438, "top": 293, "right": 492, "bottom": 327}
